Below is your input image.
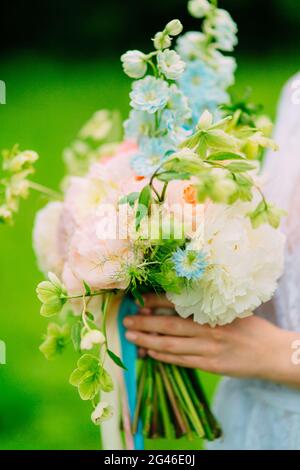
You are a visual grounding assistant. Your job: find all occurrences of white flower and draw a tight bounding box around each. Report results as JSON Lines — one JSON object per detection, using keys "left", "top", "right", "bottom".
{"left": 188, "top": 0, "right": 211, "bottom": 19}
{"left": 130, "top": 76, "right": 169, "bottom": 114}
{"left": 165, "top": 19, "right": 183, "bottom": 36}
{"left": 153, "top": 32, "right": 171, "bottom": 50}
{"left": 80, "top": 329, "right": 106, "bottom": 350}
{"left": 167, "top": 202, "right": 285, "bottom": 326}
{"left": 0, "top": 205, "right": 12, "bottom": 223}
{"left": 121, "top": 50, "right": 148, "bottom": 79}
{"left": 33, "top": 202, "right": 64, "bottom": 276}
{"left": 157, "top": 50, "right": 185, "bottom": 81}
{"left": 91, "top": 402, "right": 113, "bottom": 425}
{"left": 204, "top": 9, "right": 238, "bottom": 52}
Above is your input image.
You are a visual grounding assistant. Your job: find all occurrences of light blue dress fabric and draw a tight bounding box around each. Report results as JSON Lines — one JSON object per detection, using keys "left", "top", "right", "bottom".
{"left": 208, "top": 74, "right": 300, "bottom": 451}
{"left": 207, "top": 378, "right": 300, "bottom": 450}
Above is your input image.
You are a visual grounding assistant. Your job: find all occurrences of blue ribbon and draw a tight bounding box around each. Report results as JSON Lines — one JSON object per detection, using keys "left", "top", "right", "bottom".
{"left": 118, "top": 297, "right": 144, "bottom": 450}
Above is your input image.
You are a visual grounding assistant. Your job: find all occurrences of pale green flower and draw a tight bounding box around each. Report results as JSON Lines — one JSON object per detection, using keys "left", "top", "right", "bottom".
{"left": 36, "top": 272, "right": 67, "bottom": 317}
{"left": 79, "top": 110, "right": 114, "bottom": 140}
{"left": 157, "top": 50, "right": 185, "bottom": 81}
{"left": 188, "top": 0, "right": 211, "bottom": 19}
{"left": 3, "top": 150, "right": 38, "bottom": 173}
{"left": 70, "top": 354, "right": 113, "bottom": 400}
{"left": 39, "top": 323, "right": 70, "bottom": 360}
{"left": 153, "top": 31, "right": 171, "bottom": 50}
{"left": 165, "top": 19, "right": 183, "bottom": 37}
{"left": 91, "top": 402, "right": 113, "bottom": 425}
{"left": 80, "top": 329, "right": 106, "bottom": 350}
{"left": 121, "top": 50, "right": 148, "bottom": 79}
{"left": 0, "top": 205, "right": 12, "bottom": 224}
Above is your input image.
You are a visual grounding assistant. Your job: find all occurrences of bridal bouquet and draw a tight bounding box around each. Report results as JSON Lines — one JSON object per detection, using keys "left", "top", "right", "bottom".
{"left": 0, "top": 0, "right": 285, "bottom": 449}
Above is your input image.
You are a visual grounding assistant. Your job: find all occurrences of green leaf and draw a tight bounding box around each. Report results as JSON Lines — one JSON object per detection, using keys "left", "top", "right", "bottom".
{"left": 206, "top": 152, "right": 246, "bottom": 162}
{"left": 107, "top": 349, "right": 127, "bottom": 370}
{"left": 71, "top": 321, "right": 82, "bottom": 352}
{"left": 136, "top": 185, "right": 152, "bottom": 230}
{"left": 157, "top": 171, "right": 191, "bottom": 182}
{"left": 225, "top": 161, "right": 257, "bottom": 173}
{"left": 83, "top": 280, "right": 91, "bottom": 296}
{"left": 119, "top": 192, "right": 140, "bottom": 208}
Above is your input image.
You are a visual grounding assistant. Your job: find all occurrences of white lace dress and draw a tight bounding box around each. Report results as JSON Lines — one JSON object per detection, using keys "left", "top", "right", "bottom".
{"left": 208, "top": 73, "right": 300, "bottom": 450}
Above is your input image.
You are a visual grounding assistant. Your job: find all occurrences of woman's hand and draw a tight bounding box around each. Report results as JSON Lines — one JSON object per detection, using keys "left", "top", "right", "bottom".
{"left": 124, "top": 293, "right": 300, "bottom": 388}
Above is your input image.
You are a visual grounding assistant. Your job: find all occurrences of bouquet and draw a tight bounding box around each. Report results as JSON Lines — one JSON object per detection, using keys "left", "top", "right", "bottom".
{"left": 0, "top": 0, "right": 285, "bottom": 449}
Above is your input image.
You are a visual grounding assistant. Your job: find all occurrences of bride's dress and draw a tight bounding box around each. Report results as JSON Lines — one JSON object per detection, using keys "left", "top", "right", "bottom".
{"left": 208, "top": 73, "right": 300, "bottom": 450}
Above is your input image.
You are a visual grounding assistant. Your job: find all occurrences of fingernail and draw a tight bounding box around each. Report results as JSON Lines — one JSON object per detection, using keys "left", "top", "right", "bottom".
{"left": 125, "top": 331, "right": 137, "bottom": 341}
{"left": 123, "top": 317, "right": 134, "bottom": 327}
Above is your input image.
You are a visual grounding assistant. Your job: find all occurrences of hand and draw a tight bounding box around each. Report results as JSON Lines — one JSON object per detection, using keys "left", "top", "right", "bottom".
{"left": 124, "top": 293, "right": 300, "bottom": 388}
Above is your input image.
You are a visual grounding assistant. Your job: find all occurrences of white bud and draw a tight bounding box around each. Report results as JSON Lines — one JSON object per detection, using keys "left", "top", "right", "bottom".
{"left": 153, "top": 31, "right": 172, "bottom": 50}
{"left": 91, "top": 402, "right": 113, "bottom": 425}
{"left": 80, "top": 329, "right": 106, "bottom": 350}
{"left": 188, "top": 0, "right": 211, "bottom": 19}
{"left": 165, "top": 19, "right": 183, "bottom": 36}
{"left": 121, "top": 50, "right": 147, "bottom": 79}
{"left": 197, "top": 110, "right": 214, "bottom": 130}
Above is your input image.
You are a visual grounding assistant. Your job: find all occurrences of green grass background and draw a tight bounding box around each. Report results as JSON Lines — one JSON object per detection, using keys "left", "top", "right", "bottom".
{"left": 0, "top": 53, "right": 298, "bottom": 450}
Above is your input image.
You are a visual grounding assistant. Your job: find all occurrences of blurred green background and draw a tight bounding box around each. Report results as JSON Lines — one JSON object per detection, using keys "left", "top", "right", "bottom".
{"left": 0, "top": 0, "right": 299, "bottom": 450}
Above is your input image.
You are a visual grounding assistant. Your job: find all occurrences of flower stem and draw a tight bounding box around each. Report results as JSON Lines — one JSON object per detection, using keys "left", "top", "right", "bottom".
{"left": 143, "top": 358, "right": 154, "bottom": 437}
{"left": 155, "top": 364, "right": 174, "bottom": 439}
{"left": 28, "top": 181, "right": 62, "bottom": 200}
{"left": 132, "top": 359, "right": 147, "bottom": 435}
{"left": 180, "top": 367, "right": 214, "bottom": 441}
{"left": 170, "top": 365, "right": 205, "bottom": 438}
{"left": 158, "top": 362, "right": 187, "bottom": 437}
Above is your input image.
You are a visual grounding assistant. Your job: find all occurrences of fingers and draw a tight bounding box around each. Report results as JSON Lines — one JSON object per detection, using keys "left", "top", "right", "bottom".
{"left": 125, "top": 330, "right": 213, "bottom": 355}
{"left": 147, "top": 350, "right": 201, "bottom": 368}
{"left": 124, "top": 314, "right": 198, "bottom": 337}
{"left": 141, "top": 293, "right": 174, "bottom": 310}
{"left": 148, "top": 349, "right": 220, "bottom": 373}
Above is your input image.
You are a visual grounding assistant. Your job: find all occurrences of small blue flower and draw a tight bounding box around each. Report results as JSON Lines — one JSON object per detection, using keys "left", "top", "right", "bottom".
{"left": 172, "top": 247, "right": 207, "bottom": 281}
{"left": 130, "top": 76, "right": 169, "bottom": 114}
{"left": 130, "top": 137, "right": 175, "bottom": 177}
{"left": 124, "top": 110, "right": 155, "bottom": 139}
{"left": 178, "top": 60, "right": 229, "bottom": 125}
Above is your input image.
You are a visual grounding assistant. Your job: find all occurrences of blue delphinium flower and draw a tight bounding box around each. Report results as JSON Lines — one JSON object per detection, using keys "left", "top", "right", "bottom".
{"left": 178, "top": 60, "right": 229, "bottom": 124}
{"left": 130, "top": 137, "right": 175, "bottom": 177}
{"left": 124, "top": 110, "right": 155, "bottom": 139}
{"left": 130, "top": 76, "right": 169, "bottom": 114}
{"left": 172, "top": 247, "right": 207, "bottom": 281}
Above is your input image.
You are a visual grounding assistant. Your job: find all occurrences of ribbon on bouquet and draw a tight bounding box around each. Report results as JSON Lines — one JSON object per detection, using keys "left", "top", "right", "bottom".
{"left": 118, "top": 297, "right": 144, "bottom": 450}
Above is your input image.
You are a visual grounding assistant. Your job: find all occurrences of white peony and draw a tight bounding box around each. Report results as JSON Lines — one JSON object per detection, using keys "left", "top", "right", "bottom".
{"left": 33, "top": 202, "right": 64, "bottom": 276}
{"left": 167, "top": 202, "right": 285, "bottom": 326}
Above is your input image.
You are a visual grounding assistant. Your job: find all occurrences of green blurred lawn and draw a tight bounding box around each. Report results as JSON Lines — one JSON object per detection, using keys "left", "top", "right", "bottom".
{"left": 0, "top": 53, "right": 298, "bottom": 450}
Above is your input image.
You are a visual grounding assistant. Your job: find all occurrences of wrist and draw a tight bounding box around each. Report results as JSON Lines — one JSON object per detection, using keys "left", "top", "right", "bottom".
{"left": 260, "top": 328, "right": 300, "bottom": 388}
